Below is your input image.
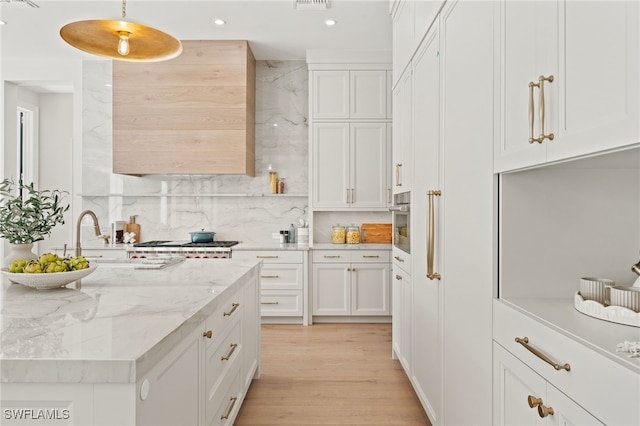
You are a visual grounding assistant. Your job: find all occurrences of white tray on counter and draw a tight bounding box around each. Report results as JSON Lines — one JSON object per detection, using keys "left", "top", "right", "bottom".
{"left": 574, "top": 291, "right": 640, "bottom": 328}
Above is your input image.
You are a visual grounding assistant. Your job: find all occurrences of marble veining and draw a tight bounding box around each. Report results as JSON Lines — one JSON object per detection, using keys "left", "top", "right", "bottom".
{"left": 0, "top": 259, "right": 260, "bottom": 383}
{"left": 81, "top": 60, "right": 309, "bottom": 243}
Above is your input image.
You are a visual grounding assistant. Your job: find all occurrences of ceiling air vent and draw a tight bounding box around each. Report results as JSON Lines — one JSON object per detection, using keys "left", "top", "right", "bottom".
{"left": 294, "top": 0, "right": 330, "bottom": 10}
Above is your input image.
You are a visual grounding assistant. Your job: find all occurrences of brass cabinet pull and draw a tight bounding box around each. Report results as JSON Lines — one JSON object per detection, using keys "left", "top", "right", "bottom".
{"left": 203, "top": 330, "right": 212, "bottom": 339}
{"left": 351, "top": 188, "right": 355, "bottom": 204}
{"left": 538, "top": 404, "right": 554, "bottom": 418}
{"left": 528, "top": 75, "right": 555, "bottom": 144}
{"left": 346, "top": 188, "right": 350, "bottom": 203}
{"left": 256, "top": 255, "right": 278, "bottom": 259}
{"left": 515, "top": 337, "right": 570, "bottom": 371}
{"left": 260, "top": 275, "right": 280, "bottom": 278}
{"left": 395, "top": 163, "right": 402, "bottom": 186}
{"left": 527, "top": 395, "right": 542, "bottom": 408}
{"left": 363, "top": 255, "right": 380, "bottom": 258}
{"left": 223, "top": 303, "right": 240, "bottom": 317}
{"left": 221, "top": 343, "right": 238, "bottom": 361}
{"left": 324, "top": 255, "right": 340, "bottom": 258}
{"left": 427, "top": 190, "right": 441, "bottom": 280}
{"left": 220, "top": 396, "right": 238, "bottom": 420}
{"left": 395, "top": 274, "right": 403, "bottom": 280}
{"left": 261, "top": 301, "right": 280, "bottom": 305}
{"left": 527, "top": 395, "right": 554, "bottom": 418}
{"left": 394, "top": 255, "right": 405, "bottom": 262}
{"left": 347, "top": 267, "right": 356, "bottom": 272}
{"left": 388, "top": 188, "right": 391, "bottom": 204}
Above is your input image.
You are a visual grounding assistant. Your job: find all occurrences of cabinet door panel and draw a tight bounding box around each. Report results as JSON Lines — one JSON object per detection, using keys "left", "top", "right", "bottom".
{"left": 350, "top": 70, "right": 387, "bottom": 119}
{"left": 312, "top": 264, "right": 350, "bottom": 315}
{"left": 493, "top": 343, "right": 547, "bottom": 426}
{"left": 552, "top": 1, "right": 639, "bottom": 161}
{"left": 312, "top": 71, "right": 349, "bottom": 119}
{"left": 547, "top": 385, "right": 603, "bottom": 426}
{"left": 496, "top": 0, "right": 557, "bottom": 172}
{"left": 351, "top": 263, "right": 390, "bottom": 315}
{"left": 351, "top": 122, "right": 388, "bottom": 208}
{"left": 312, "top": 123, "right": 350, "bottom": 208}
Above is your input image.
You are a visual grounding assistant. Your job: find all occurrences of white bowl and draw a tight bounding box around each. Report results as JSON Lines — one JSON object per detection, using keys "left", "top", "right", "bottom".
{"left": 1, "top": 264, "right": 98, "bottom": 290}
{"left": 610, "top": 286, "right": 640, "bottom": 313}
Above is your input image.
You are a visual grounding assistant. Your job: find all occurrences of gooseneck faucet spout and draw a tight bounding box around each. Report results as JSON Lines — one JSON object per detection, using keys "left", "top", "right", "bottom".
{"left": 76, "top": 210, "right": 102, "bottom": 257}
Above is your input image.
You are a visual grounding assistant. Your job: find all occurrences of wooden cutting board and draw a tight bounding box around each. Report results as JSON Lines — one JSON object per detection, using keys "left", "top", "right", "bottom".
{"left": 361, "top": 223, "right": 392, "bottom": 243}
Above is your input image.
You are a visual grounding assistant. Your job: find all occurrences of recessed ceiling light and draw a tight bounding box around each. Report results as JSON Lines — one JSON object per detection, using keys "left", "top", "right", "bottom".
{"left": 214, "top": 19, "right": 226, "bottom": 26}
{"left": 325, "top": 19, "right": 336, "bottom": 26}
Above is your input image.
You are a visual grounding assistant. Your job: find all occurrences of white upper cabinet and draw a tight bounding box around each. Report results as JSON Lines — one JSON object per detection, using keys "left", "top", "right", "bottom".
{"left": 312, "top": 70, "right": 389, "bottom": 120}
{"left": 496, "top": 0, "right": 639, "bottom": 172}
{"left": 392, "top": 67, "right": 413, "bottom": 193}
{"left": 312, "top": 122, "right": 389, "bottom": 210}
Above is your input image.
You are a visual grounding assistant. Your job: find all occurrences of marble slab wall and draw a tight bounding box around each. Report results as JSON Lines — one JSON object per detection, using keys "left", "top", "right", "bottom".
{"left": 82, "top": 60, "right": 309, "bottom": 243}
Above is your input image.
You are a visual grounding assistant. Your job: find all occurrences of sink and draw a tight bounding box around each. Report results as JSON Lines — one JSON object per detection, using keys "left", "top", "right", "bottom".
{"left": 88, "top": 257, "right": 185, "bottom": 269}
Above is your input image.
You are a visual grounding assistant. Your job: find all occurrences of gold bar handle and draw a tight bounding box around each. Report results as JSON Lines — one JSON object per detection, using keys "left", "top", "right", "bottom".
{"left": 347, "top": 188, "right": 350, "bottom": 203}
{"left": 221, "top": 343, "right": 238, "bottom": 361}
{"left": 515, "top": 337, "right": 570, "bottom": 371}
{"left": 324, "top": 255, "right": 341, "bottom": 259}
{"left": 351, "top": 188, "right": 355, "bottom": 204}
{"left": 256, "top": 255, "right": 278, "bottom": 259}
{"left": 223, "top": 303, "right": 240, "bottom": 317}
{"left": 363, "top": 255, "right": 380, "bottom": 258}
{"left": 220, "top": 396, "right": 238, "bottom": 420}
{"left": 427, "top": 190, "right": 441, "bottom": 280}
{"left": 261, "top": 301, "right": 280, "bottom": 305}
{"left": 260, "top": 275, "right": 280, "bottom": 278}
{"left": 528, "top": 81, "right": 538, "bottom": 143}
{"left": 538, "top": 75, "right": 554, "bottom": 143}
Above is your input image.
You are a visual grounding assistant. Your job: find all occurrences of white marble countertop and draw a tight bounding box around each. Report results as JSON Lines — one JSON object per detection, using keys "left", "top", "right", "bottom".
{"left": 502, "top": 297, "right": 640, "bottom": 373}
{"left": 0, "top": 259, "right": 261, "bottom": 384}
{"left": 311, "top": 243, "right": 392, "bottom": 250}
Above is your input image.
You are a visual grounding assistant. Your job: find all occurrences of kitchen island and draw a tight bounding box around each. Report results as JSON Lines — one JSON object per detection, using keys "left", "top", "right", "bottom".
{"left": 0, "top": 258, "right": 261, "bottom": 425}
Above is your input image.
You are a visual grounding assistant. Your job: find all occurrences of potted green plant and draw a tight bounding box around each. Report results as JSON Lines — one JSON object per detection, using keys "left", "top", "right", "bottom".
{"left": 0, "top": 179, "right": 70, "bottom": 266}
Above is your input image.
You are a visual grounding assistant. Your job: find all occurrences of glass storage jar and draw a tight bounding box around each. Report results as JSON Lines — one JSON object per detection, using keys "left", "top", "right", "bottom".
{"left": 346, "top": 225, "right": 360, "bottom": 244}
{"left": 331, "top": 225, "right": 346, "bottom": 244}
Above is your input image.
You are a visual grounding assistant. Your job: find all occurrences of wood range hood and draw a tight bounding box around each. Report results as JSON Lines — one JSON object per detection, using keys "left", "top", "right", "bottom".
{"left": 112, "top": 40, "right": 256, "bottom": 176}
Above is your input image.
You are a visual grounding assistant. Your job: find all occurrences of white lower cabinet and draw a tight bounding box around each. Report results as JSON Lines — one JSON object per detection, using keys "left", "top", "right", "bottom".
{"left": 137, "top": 277, "right": 260, "bottom": 426}
{"left": 493, "top": 343, "right": 602, "bottom": 426}
{"left": 391, "top": 250, "right": 412, "bottom": 373}
{"left": 232, "top": 250, "right": 307, "bottom": 324}
{"left": 312, "top": 250, "right": 390, "bottom": 319}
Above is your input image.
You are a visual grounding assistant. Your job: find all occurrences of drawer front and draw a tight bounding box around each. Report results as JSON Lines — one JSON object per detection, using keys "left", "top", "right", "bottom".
{"left": 260, "top": 290, "right": 303, "bottom": 316}
{"left": 312, "top": 250, "right": 350, "bottom": 263}
{"left": 392, "top": 247, "right": 411, "bottom": 273}
{"left": 233, "top": 250, "right": 303, "bottom": 264}
{"left": 259, "top": 264, "right": 303, "bottom": 290}
{"left": 204, "top": 315, "right": 243, "bottom": 401}
{"left": 351, "top": 250, "right": 390, "bottom": 263}
{"left": 493, "top": 300, "right": 639, "bottom": 426}
{"left": 206, "top": 360, "right": 243, "bottom": 426}
{"left": 205, "top": 293, "right": 243, "bottom": 348}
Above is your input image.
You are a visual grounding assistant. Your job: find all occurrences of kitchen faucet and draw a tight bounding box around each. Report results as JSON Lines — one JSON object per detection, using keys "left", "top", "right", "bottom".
{"left": 75, "top": 210, "right": 106, "bottom": 257}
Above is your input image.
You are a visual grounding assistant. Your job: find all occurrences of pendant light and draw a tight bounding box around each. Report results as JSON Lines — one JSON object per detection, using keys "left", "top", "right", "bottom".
{"left": 59, "top": 0, "right": 182, "bottom": 62}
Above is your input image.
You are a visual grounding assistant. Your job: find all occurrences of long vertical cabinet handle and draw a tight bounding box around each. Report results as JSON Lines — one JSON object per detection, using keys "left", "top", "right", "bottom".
{"left": 528, "top": 75, "right": 555, "bottom": 144}
{"left": 427, "top": 190, "right": 442, "bottom": 280}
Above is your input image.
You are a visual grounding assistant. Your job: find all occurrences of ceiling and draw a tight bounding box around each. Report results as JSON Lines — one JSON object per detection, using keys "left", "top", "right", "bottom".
{"left": 1, "top": 0, "right": 392, "bottom": 71}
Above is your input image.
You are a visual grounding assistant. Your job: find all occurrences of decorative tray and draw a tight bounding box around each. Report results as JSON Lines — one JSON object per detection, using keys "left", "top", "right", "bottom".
{"left": 1, "top": 264, "right": 98, "bottom": 290}
{"left": 574, "top": 291, "right": 640, "bottom": 328}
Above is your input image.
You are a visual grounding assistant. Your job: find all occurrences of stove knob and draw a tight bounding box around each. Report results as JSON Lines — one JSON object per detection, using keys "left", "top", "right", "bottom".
{"left": 140, "top": 255, "right": 146, "bottom": 259}
{"left": 194, "top": 255, "right": 201, "bottom": 259}
{"left": 202, "top": 256, "right": 209, "bottom": 259}
{"left": 185, "top": 255, "right": 191, "bottom": 258}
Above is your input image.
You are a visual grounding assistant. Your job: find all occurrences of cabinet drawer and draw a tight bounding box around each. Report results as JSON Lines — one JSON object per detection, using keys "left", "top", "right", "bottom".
{"left": 351, "top": 250, "right": 389, "bottom": 263}
{"left": 204, "top": 315, "right": 243, "bottom": 402}
{"left": 259, "top": 264, "right": 303, "bottom": 290}
{"left": 233, "top": 250, "right": 303, "bottom": 264}
{"left": 206, "top": 361, "right": 243, "bottom": 426}
{"left": 260, "top": 290, "right": 303, "bottom": 316}
{"left": 493, "top": 300, "right": 639, "bottom": 426}
{"left": 313, "top": 250, "right": 389, "bottom": 263}
{"left": 204, "top": 292, "right": 243, "bottom": 348}
{"left": 392, "top": 247, "right": 411, "bottom": 273}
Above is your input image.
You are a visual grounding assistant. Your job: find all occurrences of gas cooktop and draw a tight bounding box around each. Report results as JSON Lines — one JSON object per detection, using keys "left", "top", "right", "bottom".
{"left": 133, "top": 241, "right": 239, "bottom": 248}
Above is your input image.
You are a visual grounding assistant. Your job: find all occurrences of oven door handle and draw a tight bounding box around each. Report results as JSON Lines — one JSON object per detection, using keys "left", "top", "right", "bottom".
{"left": 389, "top": 205, "right": 410, "bottom": 212}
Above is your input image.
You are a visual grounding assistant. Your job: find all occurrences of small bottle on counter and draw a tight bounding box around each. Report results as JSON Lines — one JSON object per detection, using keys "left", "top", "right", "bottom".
{"left": 279, "top": 230, "right": 285, "bottom": 244}
{"left": 289, "top": 223, "right": 296, "bottom": 244}
{"left": 283, "top": 230, "right": 289, "bottom": 244}
{"left": 278, "top": 178, "right": 286, "bottom": 194}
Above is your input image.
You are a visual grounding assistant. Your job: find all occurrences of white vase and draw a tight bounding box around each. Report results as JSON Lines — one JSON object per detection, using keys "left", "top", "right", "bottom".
{"left": 3, "top": 243, "right": 38, "bottom": 268}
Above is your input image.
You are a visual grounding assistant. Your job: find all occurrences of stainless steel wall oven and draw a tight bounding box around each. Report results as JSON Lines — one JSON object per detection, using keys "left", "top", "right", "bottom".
{"left": 390, "top": 191, "right": 410, "bottom": 253}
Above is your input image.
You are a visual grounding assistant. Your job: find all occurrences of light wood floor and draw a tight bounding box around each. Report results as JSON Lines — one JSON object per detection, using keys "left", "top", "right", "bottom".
{"left": 235, "top": 323, "right": 431, "bottom": 426}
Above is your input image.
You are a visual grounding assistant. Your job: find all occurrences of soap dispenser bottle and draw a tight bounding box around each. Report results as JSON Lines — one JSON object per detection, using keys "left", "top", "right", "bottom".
{"left": 124, "top": 215, "right": 140, "bottom": 243}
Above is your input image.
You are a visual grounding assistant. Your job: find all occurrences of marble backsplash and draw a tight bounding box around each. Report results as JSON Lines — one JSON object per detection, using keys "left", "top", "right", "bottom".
{"left": 82, "top": 60, "right": 309, "bottom": 244}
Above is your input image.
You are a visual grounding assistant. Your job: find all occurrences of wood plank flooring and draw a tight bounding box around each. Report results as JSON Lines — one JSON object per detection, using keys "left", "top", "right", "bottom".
{"left": 235, "top": 323, "right": 431, "bottom": 426}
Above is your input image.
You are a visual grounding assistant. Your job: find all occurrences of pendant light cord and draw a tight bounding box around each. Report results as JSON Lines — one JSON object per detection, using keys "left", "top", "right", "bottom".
{"left": 122, "top": 0, "right": 127, "bottom": 18}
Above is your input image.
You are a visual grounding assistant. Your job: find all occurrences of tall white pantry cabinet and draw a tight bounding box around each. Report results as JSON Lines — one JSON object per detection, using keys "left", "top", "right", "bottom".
{"left": 391, "top": 1, "right": 495, "bottom": 425}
